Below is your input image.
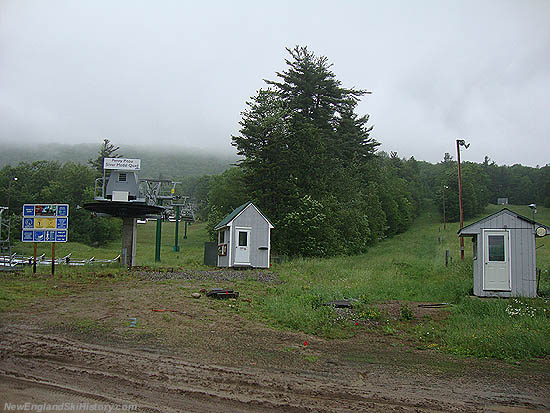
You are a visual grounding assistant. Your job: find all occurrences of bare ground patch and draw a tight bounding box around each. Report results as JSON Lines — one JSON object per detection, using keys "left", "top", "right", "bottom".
{"left": 1, "top": 273, "right": 549, "bottom": 412}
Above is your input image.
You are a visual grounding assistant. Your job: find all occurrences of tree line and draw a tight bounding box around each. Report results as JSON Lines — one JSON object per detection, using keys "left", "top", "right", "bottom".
{"left": 1, "top": 46, "right": 548, "bottom": 256}
{"left": 205, "top": 47, "right": 422, "bottom": 257}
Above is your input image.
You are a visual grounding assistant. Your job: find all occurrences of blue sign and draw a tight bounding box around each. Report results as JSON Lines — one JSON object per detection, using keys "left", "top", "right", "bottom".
{"left": 56, "top": 218, "right": 68, "bottom": 229}
{"left": 57, "top": 205, "right": 68, "bottom": 217}
{"left": 22, "top": 204, "right": 69, "bottom": 242}
{"left": 55, "top": 230, "right": 67, "bottom": 242}
{"left": 23, "top": 205, "right": 35, "bottom": 216}
{"left": 22, "top": 231, "right": 34, "bottom": 242}
{"left": 45, "top": 231, "right": 56, "bottom": 242}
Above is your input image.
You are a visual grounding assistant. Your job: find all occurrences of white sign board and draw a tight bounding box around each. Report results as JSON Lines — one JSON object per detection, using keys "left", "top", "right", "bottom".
{"left": 103, "top": 158, "right": 141, "bottom": 171}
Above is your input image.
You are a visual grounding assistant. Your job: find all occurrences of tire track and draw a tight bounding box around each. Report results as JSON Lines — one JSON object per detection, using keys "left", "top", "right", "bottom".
{"left": 0, "top": 326, "right": 545, "bottom": 412}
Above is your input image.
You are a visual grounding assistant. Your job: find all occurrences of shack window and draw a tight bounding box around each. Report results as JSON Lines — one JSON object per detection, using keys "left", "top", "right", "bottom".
{"left": 218, "top": 230, "right": 225, "bottom": 244}
{"left": 238, "top": 231, "right": 248, "bottom": 247}
{"left": 118, "top": 173, "right": 127, "bottom": 182}
{"left": 488, "top": 235, "right": 505, "bottom": 261}
{"left": 472, "top": 236, "right": 477, "bottom": 260}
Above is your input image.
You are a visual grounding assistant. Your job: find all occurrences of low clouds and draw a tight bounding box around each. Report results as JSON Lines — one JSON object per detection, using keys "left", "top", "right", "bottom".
{"left": 1, "top": 0, "right": 548, "bottom": 166}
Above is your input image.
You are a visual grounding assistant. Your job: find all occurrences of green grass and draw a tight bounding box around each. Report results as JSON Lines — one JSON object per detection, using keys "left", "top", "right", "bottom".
{"left": 3, "top": 202, "right": 550, "bottom": 361}
{"left": 10, "top": 219, "right": 209, "bottom": 269}
{"left": 257, "top": 207, "right": 473, "bottom": 337}
{"left": 0, "top": 276, "right": 69, "bottom": 312}
{"left": 254, "top": 203, "right": 550, "bottom": 359}
{"left": 417, "top": 297, "right": 550, "bottom": 360}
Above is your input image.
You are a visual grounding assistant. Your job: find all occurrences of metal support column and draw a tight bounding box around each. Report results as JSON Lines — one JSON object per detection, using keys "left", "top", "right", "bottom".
{"left": 155, "top": 200, "right": 163, "bottom": 262}
{"left": 173, "top": 205, "right": 180, "bottom": 252}
{"left": 122, "top": 217, "right": 137, "bottom": 267}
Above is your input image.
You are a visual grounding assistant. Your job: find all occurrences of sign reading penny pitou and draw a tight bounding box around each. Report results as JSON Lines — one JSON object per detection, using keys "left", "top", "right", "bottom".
{"left": 103, "top": 157, "right": 141, "bottom": 171}
{"left": 22, "top": 204, "right": 69, "bottom": 243}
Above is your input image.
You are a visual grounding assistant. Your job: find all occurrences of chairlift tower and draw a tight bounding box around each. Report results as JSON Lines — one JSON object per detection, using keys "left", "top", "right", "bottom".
{"left": 84, "top": 158, "right": 165, "bottom": 267}
{"left": 169, "top": 196, "right": 196, "bottom": 251}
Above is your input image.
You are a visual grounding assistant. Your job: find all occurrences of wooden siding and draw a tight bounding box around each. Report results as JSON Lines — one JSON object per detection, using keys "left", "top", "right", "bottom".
{"left": 231, "top": 205, "right": 270, "bottom": 268}
{"left": 467, "top": 211, "right": 536, "bottom": 298}
{"left": 217, "top": 228, "right": 230, "bottom": 267}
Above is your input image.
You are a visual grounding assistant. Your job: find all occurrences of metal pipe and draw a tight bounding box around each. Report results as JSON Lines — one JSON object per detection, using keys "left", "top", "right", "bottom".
{"left": 173, "top": 205, "right": 180, "bottom": 252}
{"left": 457, "top": 140, "right": 465, "bottom": 260}
{"left": 442, "top": 185, "right": 448, "bottom": 230}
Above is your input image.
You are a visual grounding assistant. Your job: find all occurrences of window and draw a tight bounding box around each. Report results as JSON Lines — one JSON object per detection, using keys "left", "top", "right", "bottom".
{"left": 118, "top": 173, "right": 127, "bottom": 182}
{"left": 238, "top": 231, "right": 248, "bottom": 247}
{"left": 488, "top": 235, "right": 505, "bottom": 261}
{"left": 218, "top": 230, "right": 225, "bottom": 244}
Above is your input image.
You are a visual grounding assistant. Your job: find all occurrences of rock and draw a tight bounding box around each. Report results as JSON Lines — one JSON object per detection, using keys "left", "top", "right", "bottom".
{"left": 191, "top": 293, "right": 201, "bottom": 299}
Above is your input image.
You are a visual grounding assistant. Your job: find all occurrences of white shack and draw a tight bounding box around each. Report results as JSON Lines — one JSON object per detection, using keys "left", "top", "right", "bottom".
{"left": 458, "top": 208, "right": 549, "bottom": 298}
{"left": 214, "top": 202, "right": 274, "bottom": 268}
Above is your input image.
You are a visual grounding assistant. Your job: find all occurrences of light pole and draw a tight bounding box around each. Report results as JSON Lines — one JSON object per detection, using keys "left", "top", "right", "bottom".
{"left": 6, "top": 177, "right": 18, "bottom": 211}
{"left": 442, "top": 185, "right": 449, "bottom": 230}
{"left": 528, "top": 204, "right": 537, "bottom": 222}
{"left": 456, "top": 139, "right": 469, "bottom": 260}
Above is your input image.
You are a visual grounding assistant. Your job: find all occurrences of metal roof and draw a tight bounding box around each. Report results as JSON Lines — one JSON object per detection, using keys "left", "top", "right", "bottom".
{"left": 214, "top": 201, "right": 274, "bottom": 230}
{"left": 458, "top": 208, "right": 550, "bottom": 236}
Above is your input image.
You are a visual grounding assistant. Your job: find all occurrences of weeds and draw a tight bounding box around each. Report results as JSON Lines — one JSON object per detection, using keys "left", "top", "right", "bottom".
{"left": 399, "top": 304, "right": 414, "bottom": 321}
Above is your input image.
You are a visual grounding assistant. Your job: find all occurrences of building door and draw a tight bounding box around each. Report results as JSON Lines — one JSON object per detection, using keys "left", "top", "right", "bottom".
{"left": 483, "top": 230, "right": 511, "bottom": 291}
{"left": 234, "top": 229, "right": 250, "bottom": 264}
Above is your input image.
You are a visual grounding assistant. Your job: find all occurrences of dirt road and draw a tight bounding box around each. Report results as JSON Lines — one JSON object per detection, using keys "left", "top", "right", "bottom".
{"left": 1, "top": 325, "right": 549, "bottom": 412}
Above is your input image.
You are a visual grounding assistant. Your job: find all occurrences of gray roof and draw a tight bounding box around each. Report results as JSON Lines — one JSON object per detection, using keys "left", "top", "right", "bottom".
{"left": 214, "top": 201, "right": 274, "bottom": 230}
{"left": 458, "top": 208, "right": 550, "bottom": 236}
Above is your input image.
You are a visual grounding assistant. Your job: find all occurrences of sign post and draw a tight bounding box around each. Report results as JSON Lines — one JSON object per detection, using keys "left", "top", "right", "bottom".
{"left": 33, "top": 242, "right": 37, "bottom": 274}
{"left": 52, "top": 242, "right": 56, "bottom": 276}
{"left": 22, "top": 204, "right": 69, "bottom": 275}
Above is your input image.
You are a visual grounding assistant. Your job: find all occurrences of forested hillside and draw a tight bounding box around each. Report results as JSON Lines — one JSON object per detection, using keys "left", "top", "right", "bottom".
{"left": 0, "top": 143, "right": 235, "bottom": 178}
{"left": 1, "top": 48, "right": 548, "bottom": 255}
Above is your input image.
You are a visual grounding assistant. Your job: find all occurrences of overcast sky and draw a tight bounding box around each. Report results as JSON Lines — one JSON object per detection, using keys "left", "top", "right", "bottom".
{"left": 1, "top": 0, "right": 549, "bottom": 166}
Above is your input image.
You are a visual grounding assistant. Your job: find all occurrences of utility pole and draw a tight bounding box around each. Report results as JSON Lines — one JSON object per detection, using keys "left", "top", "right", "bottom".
{"left": 456, "top": 139, "right": 470, "bottom": 260}
{"left": 6, "top": 177, "right": 17, "bottom": 211}
{"left": 442, "top": 185, "right": 448, "bottom": 230}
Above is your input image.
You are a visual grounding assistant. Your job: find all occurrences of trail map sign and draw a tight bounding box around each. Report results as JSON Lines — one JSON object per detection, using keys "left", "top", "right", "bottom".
{"left": 22, "top": 204, "right": 69, "bottom": 242}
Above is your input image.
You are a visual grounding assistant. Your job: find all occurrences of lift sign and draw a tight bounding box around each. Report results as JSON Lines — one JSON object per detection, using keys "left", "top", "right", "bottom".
{"left": 22, "top": 204, "right": 69, "bottom": 242}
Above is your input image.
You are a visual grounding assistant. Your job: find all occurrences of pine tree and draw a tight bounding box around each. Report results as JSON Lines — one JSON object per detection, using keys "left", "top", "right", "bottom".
{"left": 232, "top": 46, "right": 380, "bottom": 256}
{"left": 88, "top": 139, "right": 123, "bottom": 174}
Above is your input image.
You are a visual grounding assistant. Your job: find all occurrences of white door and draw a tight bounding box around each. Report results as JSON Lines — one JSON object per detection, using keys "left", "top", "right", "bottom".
{"left": 234, "top": 229, "right": 250, "bottom": 264}
{"left": 483, "top": 230, "right": 511, "bottom": 291}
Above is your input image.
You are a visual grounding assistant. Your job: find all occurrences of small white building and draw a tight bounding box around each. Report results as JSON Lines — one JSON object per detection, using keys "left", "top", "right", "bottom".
{"left": 214, "top": 202, "right": 274, "bottom": 268}
{"left": 458, "top": 208, "right": 549, "bottom": 298}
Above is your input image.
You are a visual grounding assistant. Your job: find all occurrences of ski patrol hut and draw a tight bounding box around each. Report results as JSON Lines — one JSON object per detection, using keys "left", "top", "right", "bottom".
{"left": 214, "top": 202, "right": 273, "bottom": 268}
{"left": 458, "top": 208, "right": 550, "bottom": 298}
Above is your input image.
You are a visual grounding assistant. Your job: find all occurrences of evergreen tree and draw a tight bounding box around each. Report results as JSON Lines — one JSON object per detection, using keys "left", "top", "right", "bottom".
{"left": 232, "top": 46, "right": 381, "bottom": 256}
{"left": 88, "top": 139, "right": 123, "bottom": 174}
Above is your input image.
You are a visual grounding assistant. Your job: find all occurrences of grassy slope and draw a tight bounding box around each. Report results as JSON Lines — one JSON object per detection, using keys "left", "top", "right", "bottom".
{"left": 11, "top": 220, "right": 209, "bottom": 270}
{"left": 260, "top": 203, "right": 550, "bottom": 359}
{"left": 3, "top": 203, "right": 550, "bottom": 360}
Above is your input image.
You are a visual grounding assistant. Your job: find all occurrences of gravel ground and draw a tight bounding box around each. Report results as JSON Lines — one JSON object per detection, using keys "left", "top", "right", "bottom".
{"left": 134, "top": 268, "right": 280, "bottom": 283}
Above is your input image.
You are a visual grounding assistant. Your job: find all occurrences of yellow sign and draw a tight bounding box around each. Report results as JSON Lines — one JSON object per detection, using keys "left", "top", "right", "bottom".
{"left": 45, "top": 218, "right": 56, "bottom": 228}
{"left": 35, "top": 218, "right": 45, "bottom": 229}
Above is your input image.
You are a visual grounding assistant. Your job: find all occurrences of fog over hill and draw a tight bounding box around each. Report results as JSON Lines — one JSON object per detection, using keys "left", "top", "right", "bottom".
{"left": 0, "top": 142, "right": 237, "bottom": 179}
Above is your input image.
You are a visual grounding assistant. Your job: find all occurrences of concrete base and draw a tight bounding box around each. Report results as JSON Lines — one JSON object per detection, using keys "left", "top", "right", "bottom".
{"left": 121, "top": 217, "right": 137, "bottom": 267}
